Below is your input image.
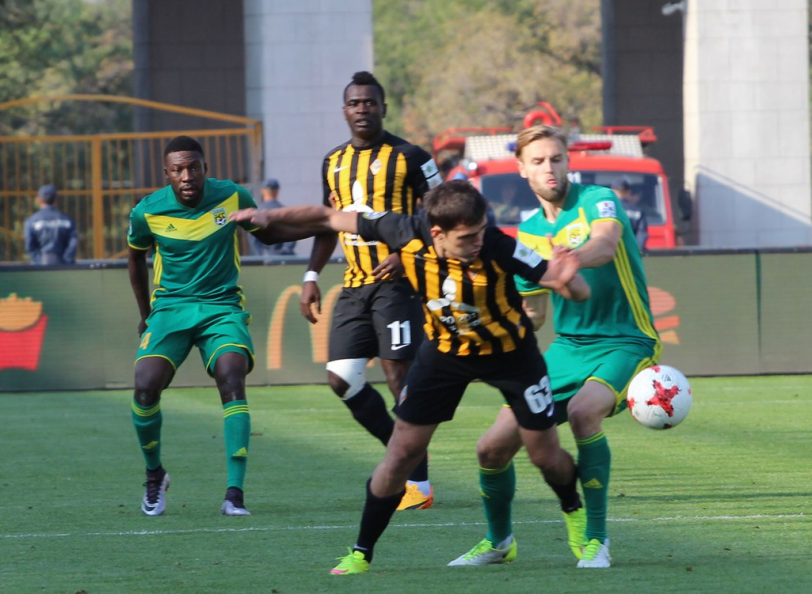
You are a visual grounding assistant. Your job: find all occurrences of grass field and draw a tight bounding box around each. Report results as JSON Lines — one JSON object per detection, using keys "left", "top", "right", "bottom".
{"left": 2, "top": 376, "right": 811, "bottom": 593}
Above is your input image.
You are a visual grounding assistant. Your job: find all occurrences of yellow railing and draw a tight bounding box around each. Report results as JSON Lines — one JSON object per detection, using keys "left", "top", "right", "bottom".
{"left": 0, "top": 95, "right": 263, "bottom": 262}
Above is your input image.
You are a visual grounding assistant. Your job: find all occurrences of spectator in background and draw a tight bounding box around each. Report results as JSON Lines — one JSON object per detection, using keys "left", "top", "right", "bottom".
{"left": 24, "top": 184, "right": 78, "bottom": 265}
{"left": 490, "top": 182, "right": 522, "bottom": 225}
{"left": 249, "top": 179, "right": 296, "bottom": 256}
{"left": 612, "top": 178, "right": 648, "bottom": 253}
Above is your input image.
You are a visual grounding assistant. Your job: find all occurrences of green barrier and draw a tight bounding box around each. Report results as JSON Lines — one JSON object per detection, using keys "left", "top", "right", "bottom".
{"left": 758, "top": 252, "right": 812, "bottom": 373}
{"left": 0, "top": 262, "right": 384, "bottom": 391}
{"left": 1, "top": 251, "right": 810, "bottom": 391}
{"left": 644, "top": 253, "right": 760, "bottom": 375}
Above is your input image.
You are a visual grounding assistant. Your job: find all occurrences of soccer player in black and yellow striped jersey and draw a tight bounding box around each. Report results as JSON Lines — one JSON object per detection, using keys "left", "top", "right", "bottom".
{"left": 230, "top": 179, "right": 591, "bottom": 575}
{"left": 128, "top": 136, "right": 309, "bottom": 518}
{"left": 300, "top": 72, "right": 442, "bottom": 511}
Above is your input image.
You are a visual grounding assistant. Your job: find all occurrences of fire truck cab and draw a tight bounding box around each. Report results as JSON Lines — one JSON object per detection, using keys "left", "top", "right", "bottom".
{"left": 433, "top": 103, "right": 676, "bottom": 249}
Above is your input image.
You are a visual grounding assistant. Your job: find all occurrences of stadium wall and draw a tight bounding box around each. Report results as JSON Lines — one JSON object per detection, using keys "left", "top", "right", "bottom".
{"left": 2, "top": 252, "right": 812, "bottom": 392}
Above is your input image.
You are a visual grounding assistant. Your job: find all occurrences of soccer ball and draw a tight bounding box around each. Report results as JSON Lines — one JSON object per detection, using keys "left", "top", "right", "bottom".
{"left": 626, "top": 365, "right": 692, "bottom": 430}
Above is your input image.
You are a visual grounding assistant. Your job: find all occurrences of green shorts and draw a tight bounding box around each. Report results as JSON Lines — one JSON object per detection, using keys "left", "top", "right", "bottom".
{"left": 136, "top": 302, "right": 255, "bottom": 376}
{"left": 545, "top": 337, "right": 659, "bottom": 423}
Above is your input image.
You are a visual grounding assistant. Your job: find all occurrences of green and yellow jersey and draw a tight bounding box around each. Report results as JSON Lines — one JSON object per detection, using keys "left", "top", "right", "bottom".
{"left": 323, "top": 131, "right": 442, "bottom": 288}
{"left": 127, "top": 178, "right": 259, "bottom": 308}
{"left": 514, "top": 183, "right": 660, "bottom": 347}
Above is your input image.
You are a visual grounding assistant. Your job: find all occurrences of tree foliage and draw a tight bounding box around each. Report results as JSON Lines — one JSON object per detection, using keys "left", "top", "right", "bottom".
{"left": 373, "top": 0, "right": 602, "bottom": 147}
{"left": 0, "top": 0, "right": 602, "bottom": 143}
{"left": 0, "top": 0, "right": 133, "bottom": 136}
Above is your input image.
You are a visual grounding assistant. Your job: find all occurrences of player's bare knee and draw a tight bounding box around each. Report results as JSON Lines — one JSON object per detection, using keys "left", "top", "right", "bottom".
{"left": 476, "top": 437, "right": 512, "bottom": 468}
{"left": 215, "top": 370, "right": 246, "bottom": 400}
{"left": 389, "top": 441, "right": 425, "bottom": 469}
{"left": 133, "top": 385, "right": 161, "bottom": 407}
{"left": 567, "top": 400, "right": 604, "bottom": 436}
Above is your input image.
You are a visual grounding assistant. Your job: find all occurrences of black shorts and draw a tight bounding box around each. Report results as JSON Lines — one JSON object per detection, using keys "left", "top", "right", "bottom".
{"left": 328, "top": 280, "right": 424, "bottom": 361}
{"left": 396, "top": 334, "right": 559, "bottom": 431}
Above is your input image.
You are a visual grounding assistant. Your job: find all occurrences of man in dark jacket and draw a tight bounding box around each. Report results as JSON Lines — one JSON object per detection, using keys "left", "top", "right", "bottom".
{"left": 24, "top": 184, "right": 78, "bottom": 264}
{"left": 612, "top": 178, "right": 648, "bottom": 253}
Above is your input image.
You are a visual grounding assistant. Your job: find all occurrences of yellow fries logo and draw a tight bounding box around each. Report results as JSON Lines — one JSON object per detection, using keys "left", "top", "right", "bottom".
{"left": 0, "top": 294, "right": 48, "bottom": 371}
{"left": 649, "top": 287, "right": 680, "bottom": 344}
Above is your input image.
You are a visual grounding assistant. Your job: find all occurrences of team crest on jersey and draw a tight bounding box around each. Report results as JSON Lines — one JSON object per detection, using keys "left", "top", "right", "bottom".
{"left": 566, "top": 223, "right": 586, "bottom": 247}
{"left": 370, "top": 159, "right": 382, "bottom": 175}
{"left": 211, "top": 207, "right": 228, "bottom": 226}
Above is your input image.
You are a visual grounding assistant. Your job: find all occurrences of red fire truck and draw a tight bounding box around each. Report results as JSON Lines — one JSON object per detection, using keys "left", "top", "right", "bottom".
{"left": 433, "top": 102, "right": 677, "bottom": 249}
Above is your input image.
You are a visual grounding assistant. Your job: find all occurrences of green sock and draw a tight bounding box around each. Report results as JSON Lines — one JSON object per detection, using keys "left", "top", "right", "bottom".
{"left": 480, "top": 461, "right": 516, "bottom": 545}
{"left": 223, "top": 400, "right": 250, "bottom": 490}
{"left": 131, "top": 399, "right": 162, "bottom": 470}
{"left": 576, "top": 431, "right": 611, "bottom": 543}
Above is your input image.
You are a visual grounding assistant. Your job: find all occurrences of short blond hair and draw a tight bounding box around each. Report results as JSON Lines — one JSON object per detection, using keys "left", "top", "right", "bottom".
{"left": 515, "top": 125, "right": 568, "bottom": 158}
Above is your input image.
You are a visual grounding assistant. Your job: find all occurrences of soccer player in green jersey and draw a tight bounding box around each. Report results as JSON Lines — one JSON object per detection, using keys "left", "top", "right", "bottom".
{"left": 127, "top": 136, "right": 306, "bottom": 517}
{"left": 450, "top": 125, "right": 661, "bottom": 568}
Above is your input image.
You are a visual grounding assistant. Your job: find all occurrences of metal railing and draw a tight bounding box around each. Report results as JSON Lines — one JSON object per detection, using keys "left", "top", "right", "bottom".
{"left": 0, "top": 95, "right": 263, "bottom": 262}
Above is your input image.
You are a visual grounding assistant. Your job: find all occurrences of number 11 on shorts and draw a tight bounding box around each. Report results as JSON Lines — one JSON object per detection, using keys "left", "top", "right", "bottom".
{"left": 387, "top": 320, "right": 412, "bottom": 350}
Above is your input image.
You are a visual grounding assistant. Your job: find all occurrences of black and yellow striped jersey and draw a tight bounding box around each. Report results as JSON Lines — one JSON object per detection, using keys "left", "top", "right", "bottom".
{"left": 322, "top": 131, "right": 442, "bottom": 287}
{"left": 356, "top": 211, "right": 549, "bottom": 356}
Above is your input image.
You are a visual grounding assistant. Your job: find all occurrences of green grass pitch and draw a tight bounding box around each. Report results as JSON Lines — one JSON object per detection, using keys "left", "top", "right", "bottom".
{"left": 2, "top": 376, "right": 811, "bottom": 593}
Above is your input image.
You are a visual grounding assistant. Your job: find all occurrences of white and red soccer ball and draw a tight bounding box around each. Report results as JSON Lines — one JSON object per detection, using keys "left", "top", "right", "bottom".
{"left": 627, "top": 365, "right": 692, "bottom": 430}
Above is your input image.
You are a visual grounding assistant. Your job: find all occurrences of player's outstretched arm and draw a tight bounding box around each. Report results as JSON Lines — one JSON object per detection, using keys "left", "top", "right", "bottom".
{"left": 539, "top": 246, "right": 590, "bottom": 302}
{"left": 230, "top": 205, "right": 358, "bottom": 234}
{"left": 560, "top": 271, "right": 591, "bottom": 302}
{"left": 250, "top": 223, "right": 323, "bottom": 246}
{"left": 575, "top": 220, "right": 621, "bottom": 268}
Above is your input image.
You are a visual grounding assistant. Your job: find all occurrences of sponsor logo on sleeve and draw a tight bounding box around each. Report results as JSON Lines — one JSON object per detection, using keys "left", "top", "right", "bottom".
{"left": 597, "top": 200, "right": 617, "bottom": 218}
{"left": 513, "top": 242, "right": 543, "bottom": 267}
{"left": 421, "top": 159, "right": 442, "bottom": 188}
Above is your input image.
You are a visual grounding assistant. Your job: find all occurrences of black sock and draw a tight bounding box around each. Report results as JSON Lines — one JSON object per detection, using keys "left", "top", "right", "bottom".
{"left": 343, "top": 384, "right": 394, "bottom": 446}
{"left": 545, "top": 470, "right": 582, "bottom": 513}
{"left": 146, "top": 465, "right": 165, "bottom": 479}
{"left": 407, "top": 452, "right": 429, "bottom": 483}
{"left": 225, "top": 486, "right": 244, "bottom": 506}
{"left": 355, "top": 479, "right": 406, "bottom": 563}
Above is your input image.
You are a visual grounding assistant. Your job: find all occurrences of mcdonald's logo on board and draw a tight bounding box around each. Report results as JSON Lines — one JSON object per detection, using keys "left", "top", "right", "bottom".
{"left": 266, "top": 284, "right": 343, "bottom": 370}
{"left": 0, "top": 294, "right": 49, "bottom": 371}
{"left": 649, "top": 286, "right": 680, "bottom": 344}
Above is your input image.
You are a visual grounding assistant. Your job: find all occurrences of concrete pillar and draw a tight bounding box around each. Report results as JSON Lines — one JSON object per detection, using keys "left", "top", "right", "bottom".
{"left": 602, "top": 0, "right": 686, "bottom": 242}
{"left": 133, "top": 0, "right": 247, "bottom": 130}
{"left": 244, "top": 0, "right": 373, "bottom": 209}
{"left": 684, "top": 0, "right": 811, "bottom": 248}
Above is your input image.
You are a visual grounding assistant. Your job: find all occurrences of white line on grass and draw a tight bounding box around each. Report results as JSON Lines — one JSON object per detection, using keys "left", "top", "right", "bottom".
{"left": 3, "top": 513, "right": 805, "bottom": 540}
